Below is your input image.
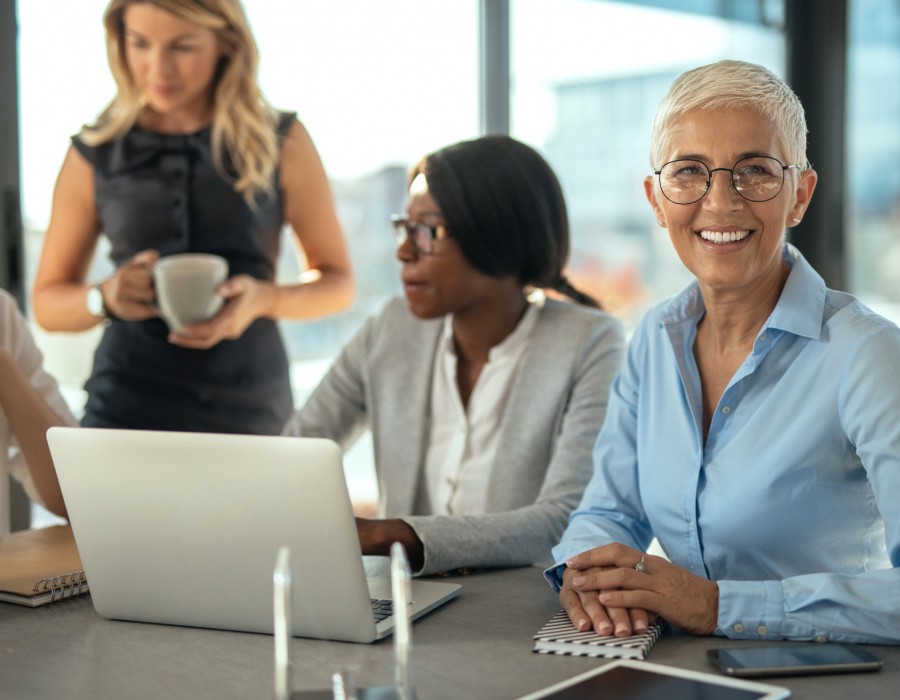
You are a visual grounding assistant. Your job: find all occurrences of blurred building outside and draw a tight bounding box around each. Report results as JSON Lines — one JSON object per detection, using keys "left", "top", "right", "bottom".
{"left": 847, "top": 0, "right": 900, "bottom": 324}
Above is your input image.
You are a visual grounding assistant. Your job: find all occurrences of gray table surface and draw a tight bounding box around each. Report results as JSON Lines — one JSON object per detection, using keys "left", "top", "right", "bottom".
{"left": 1, "top": 564, "right": 897, "bottom": 700}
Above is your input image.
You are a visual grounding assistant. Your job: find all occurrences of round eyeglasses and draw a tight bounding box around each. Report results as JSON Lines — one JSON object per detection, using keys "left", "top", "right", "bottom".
{"left": 655, "top": 156, "right": 801, "bottom": 205}
{"left": 391, "top": 215, "right": 450, "bottom": 255}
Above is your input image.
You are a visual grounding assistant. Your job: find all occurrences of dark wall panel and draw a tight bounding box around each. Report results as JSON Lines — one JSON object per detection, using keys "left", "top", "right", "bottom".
{"left": 786, "top": 0, "right": 848, "bottom": 290}
{"left": 1, "top": 0, "right": 30, "bottom": 531}
{"left": 480, "top": 0, "right": 510, "bottom": 135}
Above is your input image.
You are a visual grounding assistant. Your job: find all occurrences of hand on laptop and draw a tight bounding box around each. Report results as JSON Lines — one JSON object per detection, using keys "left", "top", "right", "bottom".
{"left": 356, "top": 518, "right": 424, "bottom": 572}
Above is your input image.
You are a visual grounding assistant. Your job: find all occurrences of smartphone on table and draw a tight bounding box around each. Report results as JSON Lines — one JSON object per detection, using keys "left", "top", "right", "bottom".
{"left": 707, "top": 643, "right": 883, "bottom": 678}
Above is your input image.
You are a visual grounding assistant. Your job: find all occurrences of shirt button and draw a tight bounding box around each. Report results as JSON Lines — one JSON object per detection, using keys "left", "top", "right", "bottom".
{"left": 444, "top": 477, "right": 454, "bottom": 486}
{"left": 734, "top": 624, "right": 745, "bottom": 633}
{"left": 758, "top": 626, "right": 768, "bottom": 635}
{"left": 816, "top": 636, "right": 827, "bottom": 643}
{"left": 760, "top": 332, "right": 767, "bottom": 341}
{"left": 721, "top": 406, "right": 731, "bottom": 414}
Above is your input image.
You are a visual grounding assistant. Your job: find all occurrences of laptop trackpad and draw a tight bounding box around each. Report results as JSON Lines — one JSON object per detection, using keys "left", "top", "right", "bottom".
{"left": 366, "top": 576, "right": 461, "bottom": 616}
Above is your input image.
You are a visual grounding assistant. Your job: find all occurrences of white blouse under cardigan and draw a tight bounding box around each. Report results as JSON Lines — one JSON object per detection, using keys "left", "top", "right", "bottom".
{"left": 417, "top": 299, "right": 542, "bottom": 516}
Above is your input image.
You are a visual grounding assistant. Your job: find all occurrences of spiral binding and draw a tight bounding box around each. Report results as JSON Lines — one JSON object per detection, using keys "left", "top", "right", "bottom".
{"left": 32, "top": 571, "right": 88, "bottom": 604}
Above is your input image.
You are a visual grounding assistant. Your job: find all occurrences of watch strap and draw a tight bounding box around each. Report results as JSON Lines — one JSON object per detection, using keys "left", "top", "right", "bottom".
{"left": 87, "top": 284, "right": 107, "bottom": 318}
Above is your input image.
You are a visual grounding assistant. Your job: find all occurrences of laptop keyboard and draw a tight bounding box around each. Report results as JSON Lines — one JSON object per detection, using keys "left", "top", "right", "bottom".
{"left": 370, "top": 598, "right": 394, "bottom": 623}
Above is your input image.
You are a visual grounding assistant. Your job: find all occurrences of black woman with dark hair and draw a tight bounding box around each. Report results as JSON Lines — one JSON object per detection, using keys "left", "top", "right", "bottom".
{"left": 412, "top": 136, "right": 598, "bottom": 310}
{"left": 283, "top": 135, "right": 628, "bottom": 601}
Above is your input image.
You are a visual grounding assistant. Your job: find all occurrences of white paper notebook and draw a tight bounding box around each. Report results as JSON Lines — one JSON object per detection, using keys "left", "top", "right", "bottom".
{"left": 533, "top": 610, "right": 667, "bottom": 659}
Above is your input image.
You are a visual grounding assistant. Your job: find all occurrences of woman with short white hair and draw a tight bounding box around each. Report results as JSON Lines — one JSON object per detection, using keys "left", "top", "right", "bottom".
{"left": 548, "top": 60, "right": 900, "bottom": 644}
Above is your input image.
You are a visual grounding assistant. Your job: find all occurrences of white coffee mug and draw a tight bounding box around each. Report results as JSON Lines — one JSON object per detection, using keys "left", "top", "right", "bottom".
{"left": 152, "top": 254, "right": 229, "bottom": 334}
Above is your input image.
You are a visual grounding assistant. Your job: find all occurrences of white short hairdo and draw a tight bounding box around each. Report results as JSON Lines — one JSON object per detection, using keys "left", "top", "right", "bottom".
{"left": 649, "top": 60, "right": 809, "bottom": 171}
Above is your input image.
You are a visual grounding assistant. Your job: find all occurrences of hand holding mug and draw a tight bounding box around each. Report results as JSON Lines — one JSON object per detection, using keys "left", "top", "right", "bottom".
{"left": 168, "top": 274, "right": 278, "bottom": 350}
{"left": 100, "top": 249, "right": 159, "bottom": 321}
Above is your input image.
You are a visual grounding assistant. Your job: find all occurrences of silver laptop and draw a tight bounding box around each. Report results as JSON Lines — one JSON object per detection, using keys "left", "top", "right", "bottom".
{"left": 47, "top": 427, "right": 460, "bottom": 643}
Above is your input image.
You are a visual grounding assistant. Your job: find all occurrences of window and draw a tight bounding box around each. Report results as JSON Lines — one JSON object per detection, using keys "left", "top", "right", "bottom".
{"left": 847, "top": 0, "right": 900, "bottom": 324}
{"left": 21, "top": 0, "right": 478, "bottom": 371}
{"left": 511, "top": 0, "right": 785, "bottom": 324}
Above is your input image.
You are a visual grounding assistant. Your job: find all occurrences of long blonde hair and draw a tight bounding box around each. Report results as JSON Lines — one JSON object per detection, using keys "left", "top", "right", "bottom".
{"left": 80, "top": 0, "right": 279, "bottom": 204}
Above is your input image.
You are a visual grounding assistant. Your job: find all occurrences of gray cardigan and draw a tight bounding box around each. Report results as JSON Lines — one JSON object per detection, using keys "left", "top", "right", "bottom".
{"left": 283, "top": 297, "right": 625, "bottom": 575}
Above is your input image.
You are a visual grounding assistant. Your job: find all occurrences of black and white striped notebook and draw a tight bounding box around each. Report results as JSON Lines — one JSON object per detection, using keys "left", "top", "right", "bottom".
{"left": 533, "top": 610, "right": 667, "bottom": 659}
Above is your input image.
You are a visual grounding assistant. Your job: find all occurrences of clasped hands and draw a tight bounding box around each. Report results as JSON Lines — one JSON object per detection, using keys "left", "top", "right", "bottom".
{"left": 100, "top": 249, "right": 277, "bottom": 349}
{"left": 559, "top": 542, "right": 720, "bottom": 637}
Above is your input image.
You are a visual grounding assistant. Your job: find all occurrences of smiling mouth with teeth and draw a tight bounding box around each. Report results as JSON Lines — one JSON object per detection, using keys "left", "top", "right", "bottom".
{"left": 697, "top": 229, "right": 752, "bottom": 244}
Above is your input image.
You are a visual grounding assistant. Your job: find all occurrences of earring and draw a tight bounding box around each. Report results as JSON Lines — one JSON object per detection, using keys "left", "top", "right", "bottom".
{"left": 792, "top": 218, "right": 801, "bottom": 223}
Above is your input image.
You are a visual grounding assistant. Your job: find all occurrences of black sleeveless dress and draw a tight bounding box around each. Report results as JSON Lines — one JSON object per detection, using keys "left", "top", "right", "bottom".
{"left": 72, "top": 113, "right": 295, "bottom": 435}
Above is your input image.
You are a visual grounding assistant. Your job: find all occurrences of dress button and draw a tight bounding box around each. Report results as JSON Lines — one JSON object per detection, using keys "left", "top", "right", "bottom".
{"left": 734, "top": 624, "right": 744, "bottom": 633}
{"left": 816, "top": 636, "right": 827, "bottom": 643}
{"left": 721, "top": 406, "right": 731, "bottom": 414}
{"left": 757, "top": 626, "right": 768, "bottom": 635}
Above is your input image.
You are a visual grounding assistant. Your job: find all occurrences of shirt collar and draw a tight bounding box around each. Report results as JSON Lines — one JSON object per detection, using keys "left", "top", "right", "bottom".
{"left": 765, "top": 244, "right": 826, "bottom": 340}
{"left": 658, "top": 280, "right": 705, "bottom": 328}
{"left": 659, "top": 243, "right": 827, "bottom": 340}
{"left": 440, "top": 290, "right": 544, "bottom": 361}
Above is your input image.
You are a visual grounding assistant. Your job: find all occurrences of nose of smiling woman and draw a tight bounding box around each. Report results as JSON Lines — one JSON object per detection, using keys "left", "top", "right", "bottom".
{"left": 702, "top": 168, "right": 744, "bottom": 214}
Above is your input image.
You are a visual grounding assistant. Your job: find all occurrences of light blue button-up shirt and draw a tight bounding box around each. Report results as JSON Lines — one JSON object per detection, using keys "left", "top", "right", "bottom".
{"left": 546, "top": 244, "right": 900, "bottom": 645}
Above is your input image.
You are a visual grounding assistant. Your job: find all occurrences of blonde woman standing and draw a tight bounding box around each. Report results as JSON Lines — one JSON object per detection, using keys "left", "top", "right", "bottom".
{"left": 33, "top": 0, "right": 354, "bottom": 434}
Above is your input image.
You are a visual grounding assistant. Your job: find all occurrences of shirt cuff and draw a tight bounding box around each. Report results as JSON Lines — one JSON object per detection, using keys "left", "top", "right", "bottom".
{"left": 543, "top": 562, "right": 567, "bottom": 592}
{"left": 716, "top": 579, "right": 785, "bottom": 639}
{"left": 396, "top": 516, "right": 429, "bottom": 577}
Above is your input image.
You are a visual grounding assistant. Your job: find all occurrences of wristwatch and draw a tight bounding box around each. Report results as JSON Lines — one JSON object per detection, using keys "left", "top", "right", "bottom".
{"left": 86, "top": 284, "right": 107, "bottom": 318}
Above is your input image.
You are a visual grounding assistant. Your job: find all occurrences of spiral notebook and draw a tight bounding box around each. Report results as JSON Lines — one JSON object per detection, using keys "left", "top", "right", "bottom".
{"left": 0, "top": 524, "right": 89, "bottom": 607}
{"left": 533, "top": 610, "right": 666, "bottom": 659}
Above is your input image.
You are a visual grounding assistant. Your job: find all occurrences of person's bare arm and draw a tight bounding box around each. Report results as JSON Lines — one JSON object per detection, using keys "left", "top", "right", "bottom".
{"left": 31, "top": 146, "right": 104, "bottom": 331}
{"left": 274, "top": 118, "right": 355, "bottom": 318}
{"left": 33, "top": 146, "right": 160, "bottom": 329}
{"left": 0, "top": 347, "right": 68, "bottom": 517}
